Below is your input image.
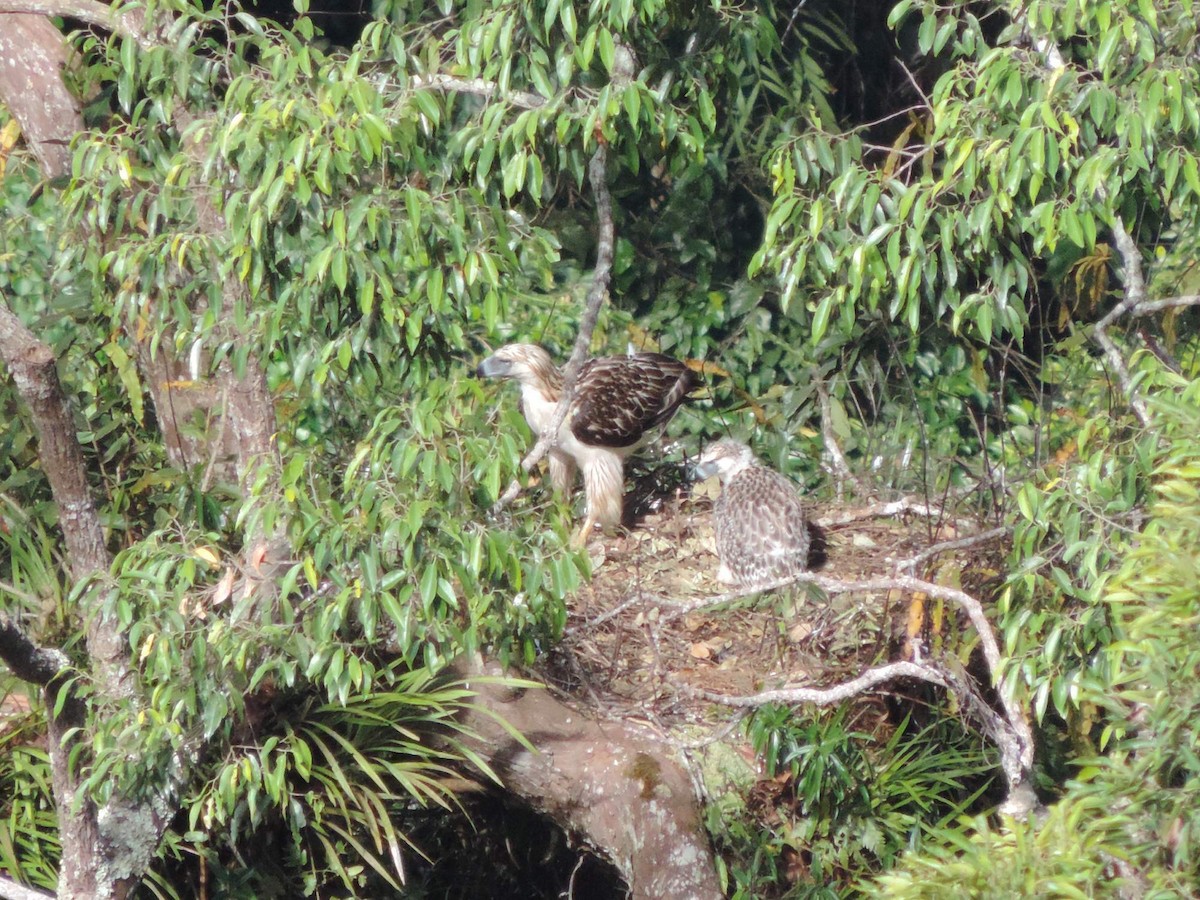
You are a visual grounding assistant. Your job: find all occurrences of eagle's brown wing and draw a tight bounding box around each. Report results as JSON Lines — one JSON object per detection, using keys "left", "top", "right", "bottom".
{"left": 568, "top": 353, "right": 698, "bottom": 450}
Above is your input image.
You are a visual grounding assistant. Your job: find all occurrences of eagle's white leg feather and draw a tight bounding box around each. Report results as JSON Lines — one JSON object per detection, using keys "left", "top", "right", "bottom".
{"left": 570, "top": 447, "right": 624, "bottom": 546}
{"left": 581, "top": 448, "right": 624, "bottom": 529}
{"left": 548, "top": 450, "right": 577, "bottom": 495}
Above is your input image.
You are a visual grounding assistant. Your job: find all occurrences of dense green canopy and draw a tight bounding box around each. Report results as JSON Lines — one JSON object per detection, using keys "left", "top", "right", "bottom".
{"left": 2, "top": 0, "right": 1200, "bottom": 896}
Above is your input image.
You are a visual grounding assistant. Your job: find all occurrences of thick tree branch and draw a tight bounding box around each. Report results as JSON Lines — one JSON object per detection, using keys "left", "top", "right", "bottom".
{"left": 0, "top": 875, "right": 54, "bottom": 900}
{"left": 0, "top": 301, "right": 130, "bottom": 696}
{"left": 0, "top": 300, "right": 138, "bottom": 900}
{"left": 0, "top": 304, "right": 111, "bottom": 584}
{"left": 496, "top": 145, "right": 613, "bottom": 509}
{"left": 0, "top": 613, "right": 69, "bottom": 686}
{"left": 0, "top": 12, "right": 83, "bottom": 179}
{"left": 454, "top": 656, "right": 721, "bottom": 899}
{"left": 0, "top": 0, "right": 151, "bottom": 48}
{"left": 171, "top": 112, "right": 285, "bottom": 551}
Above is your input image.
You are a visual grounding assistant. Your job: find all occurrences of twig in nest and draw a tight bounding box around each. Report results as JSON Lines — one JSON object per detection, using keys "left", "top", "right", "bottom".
{"left": 564, "top": 589, "right": 650, "bottom": 636}
{"left": 890, "top": 525, "right": 1010, "bottom": 574}
{"left": 814, "top": 495, "right": 971, "bottom": 529}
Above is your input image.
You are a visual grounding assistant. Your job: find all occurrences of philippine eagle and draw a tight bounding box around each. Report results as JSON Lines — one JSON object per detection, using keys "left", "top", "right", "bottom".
{"left": 476, "top": 343, "right": 698, "bottom": 543}
{"left": 693, "top": 438, "right": 811, "bottom": 588}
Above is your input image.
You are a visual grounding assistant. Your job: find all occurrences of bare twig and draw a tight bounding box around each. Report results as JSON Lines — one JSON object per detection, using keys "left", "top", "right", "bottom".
{"left": 891, "top": 525, "right": 1010, "bottom": 574}
{"left": 672, "top": 660, "right": 949, "bottom": 707}
{"left": 496, "top": 145, "right": 613, "bottom": 509}
{"left": 895, "top": 58, "right": 932, "bottom": 111}
{"left": 1093, "top": 215, "right": 1152, "bottom": 427}
{"left": 564, "top": 588, "right": 649, "bottom": 636}
{"left": 411, "top": 73, "right": 546, "bottom": 111}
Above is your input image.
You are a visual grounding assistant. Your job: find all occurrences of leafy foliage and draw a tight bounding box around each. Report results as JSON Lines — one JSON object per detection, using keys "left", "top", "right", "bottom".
{"left": 0, "top": 719, "right": 58, "bottom": 893}
{"left": 873, "top": 372, "right": 1200, "bottom": 898}
{"left": 711, "top": 706, "right": 994, "bottom": 898}
{"left": 6, "top": 0, "right": 1200, "bottom": 893}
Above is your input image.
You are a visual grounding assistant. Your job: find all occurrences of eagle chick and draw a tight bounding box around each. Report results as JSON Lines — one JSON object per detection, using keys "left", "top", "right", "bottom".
{"left": 693, "top": 438, "right": 810, "bottom": 588}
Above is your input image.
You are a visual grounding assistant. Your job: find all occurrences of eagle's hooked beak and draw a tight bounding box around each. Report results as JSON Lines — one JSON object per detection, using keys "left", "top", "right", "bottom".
{"left": 691, "top": 458, "right": 719, "bottom": 482}
{"left": 474, "top": 355, "right": 511, "bottom": 379}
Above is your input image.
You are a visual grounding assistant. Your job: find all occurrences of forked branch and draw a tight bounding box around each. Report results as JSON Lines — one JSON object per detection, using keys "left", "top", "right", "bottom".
{"left": 0, "top": 613, "right": 68, "bottom": 686}
{"left": 0, "top": 0, "right": 152, "bottom": 48}
{"left": 640, "top": 568, "right": 1035, "bottom": 803}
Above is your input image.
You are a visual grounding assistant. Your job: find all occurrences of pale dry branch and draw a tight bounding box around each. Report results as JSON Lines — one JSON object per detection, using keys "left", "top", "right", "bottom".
{"left": 411, "top": 73, "right": 546, "bottom": 110}
{"left": 1094, "top": 215, "right": 1152, "bottom": 427}
{"left": 891, "top": 525, "right": 1010, "bottom": 573}
{"left": 672, "top": 660, "right": 949, "bottom": 708}
{"left": 496, "top": 145, "right": 613, "bottom": 510}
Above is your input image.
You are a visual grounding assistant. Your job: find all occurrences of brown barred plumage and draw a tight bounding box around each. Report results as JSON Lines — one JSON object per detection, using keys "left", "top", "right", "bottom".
{"left": 693, "top": 438, "right": 810, "bottom": 588}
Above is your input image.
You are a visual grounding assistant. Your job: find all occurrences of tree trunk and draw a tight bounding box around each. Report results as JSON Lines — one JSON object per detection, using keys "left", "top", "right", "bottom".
{"left": 456, "top": 659, "right": 722, "bottom": 900}
{"left": 0, "top": 13, "right": 146, "bottom": 900}
{"left": 0, "top": 13, "right": 80, "bottom": 179}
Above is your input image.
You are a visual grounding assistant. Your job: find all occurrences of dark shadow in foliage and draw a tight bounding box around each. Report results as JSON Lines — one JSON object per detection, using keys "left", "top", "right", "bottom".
{"left": 401, "top": 789, "right": 628, "bottom": 900}
{"left": 244, "top": 0, "right": 373, "bottom": 46}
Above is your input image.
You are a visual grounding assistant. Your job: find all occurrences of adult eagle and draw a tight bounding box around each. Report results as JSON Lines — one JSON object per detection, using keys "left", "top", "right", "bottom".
{"left": 693, "top": 438, "right": 811, "bottom": 588}
{"left": 476, "top": 343, "right": 698, "bottom": 543}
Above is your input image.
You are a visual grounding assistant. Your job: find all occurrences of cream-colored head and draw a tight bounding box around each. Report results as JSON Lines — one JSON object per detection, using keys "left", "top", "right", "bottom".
{"left": 693, "top": 438, "right": 756, "bottom": 484}
{"left": 475, "top": 343, "right": 560, "bottom": 389}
